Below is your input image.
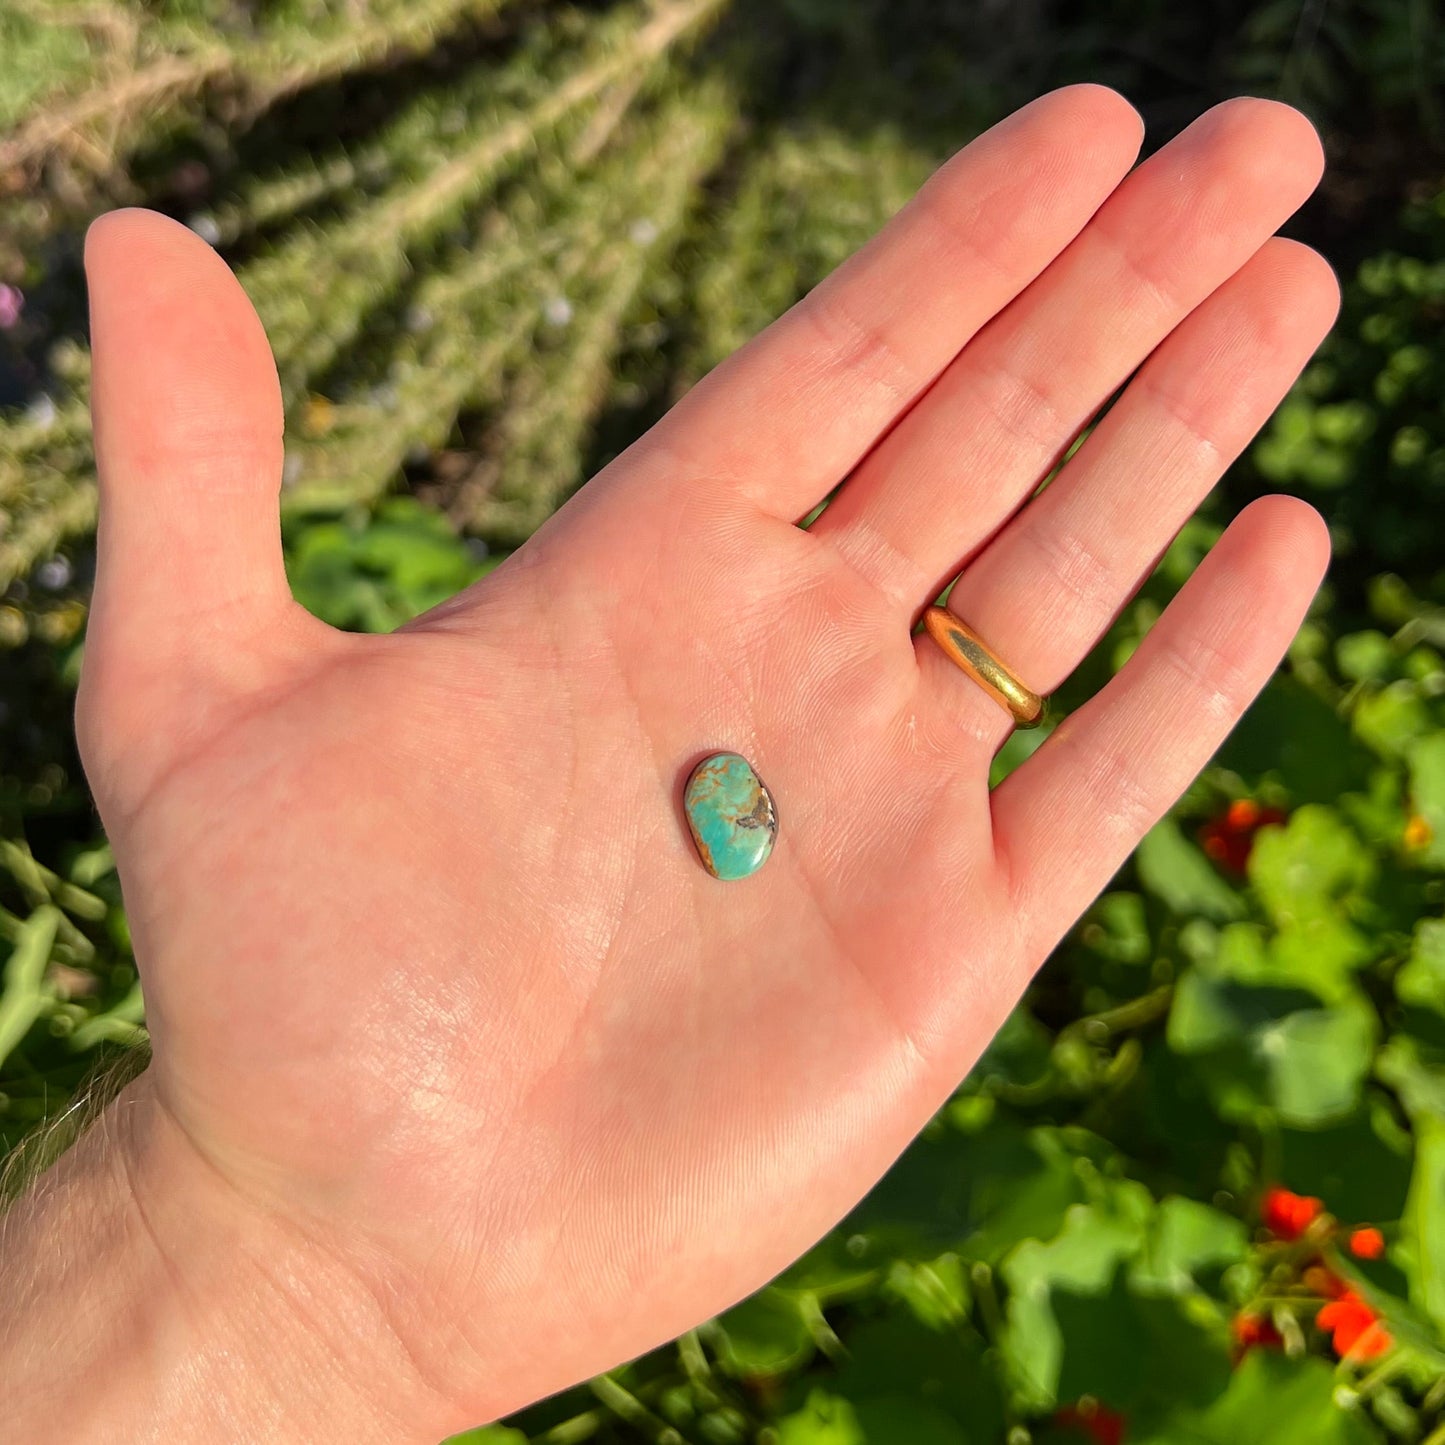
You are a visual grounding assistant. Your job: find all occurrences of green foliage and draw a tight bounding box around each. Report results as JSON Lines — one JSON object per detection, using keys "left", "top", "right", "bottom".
{"left": 4, "top": 1, "right": 1445, "bottom": 1441}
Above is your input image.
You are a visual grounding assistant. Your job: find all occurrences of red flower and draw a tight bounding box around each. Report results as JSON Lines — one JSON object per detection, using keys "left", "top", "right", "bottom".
{"left": 1231, "top": 1312, "right": 1284, "bottom": 1358}
{"left": 1055, "top": 1401, "right": 1127, "bottom": 1445}
{"left": 1261, "top": 1187, "right": 1323, "bottom": 1241}
{"left": 1317, "top": 1290, "right": 1392, "bottom": 1360}
{"left": 1349, "top": 1227, "right": 1385, "bottom": 1260}
{"left": 1198, "top": 798, "right": 1288, "bottom": 874}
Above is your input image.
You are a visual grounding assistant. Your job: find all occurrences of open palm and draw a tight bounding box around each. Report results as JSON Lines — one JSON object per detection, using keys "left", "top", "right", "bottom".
{"left": 78, "top": 86, "right": 1336, "bottom": 1440}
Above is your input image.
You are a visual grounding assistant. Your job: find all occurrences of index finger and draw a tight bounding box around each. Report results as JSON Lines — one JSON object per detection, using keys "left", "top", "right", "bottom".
{"left": 627, "top": 84, "right": 1144, "bottom": 521}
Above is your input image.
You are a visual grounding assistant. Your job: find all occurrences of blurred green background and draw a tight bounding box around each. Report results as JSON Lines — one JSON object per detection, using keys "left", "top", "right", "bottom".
{"left": 2, "top": 1, "right": 1445, "bottom": 1440}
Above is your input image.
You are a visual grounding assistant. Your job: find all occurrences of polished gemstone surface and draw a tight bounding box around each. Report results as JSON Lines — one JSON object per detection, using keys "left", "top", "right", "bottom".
{"left": 683, "top": 752, "right": 778, "bottom": 880}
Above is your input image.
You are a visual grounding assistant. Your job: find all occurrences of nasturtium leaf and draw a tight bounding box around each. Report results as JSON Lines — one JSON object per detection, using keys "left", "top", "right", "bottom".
{"left": 1377, "top": 1033, "right": 1445, "bottom": 1121}
{"left": 1407, "top": 733, "right": 1445, "bottom": 867}
{"left": 1353, "top": 681, "right": 1431, "bottom": 757}
{"left": 1337, "top": 630, "right": 1396, "bottom": 683}
{"left": 1168, "top": 971, "right": 1376, "bottom": 1126}
{"left": 849, "top": 1399, "right": 972, "bottom": 1445}
{"left": 773, "top": 1390, "right": 864, "bottom": 1445}
{"left": 1216, "top": 676, "right": 1373, "bottom": 803}
{"left": 1132, "top": 1350, "right": 1383, "bottom": 1444}
{"left": 830, "top": 1314, "right": 1005, "bottom": 1444}
{"left": 709, "top": 1288, "right": 816, "bottom": 1377}
{"left": 837, "top": 1120, "right": 980, "bottom": 1257}
{"left": 844, "top": 1122, "right": 1099, "bottom": 1265}
{"left": 1267, "top": 916, "right": 1376, "bottom": 987}
{"left": 1247, "top": 805, "right": 1374, "bottom": 930}
{"left": 1397, "top": 918, "right": 1445, "bottom": 1014}
{"left": 1051, "top": 1274, "right": 1230, "bottom": 1418}
{"left": 1403, "top": 1117, "right": 1445, "bottom": 1336}
{"left": 961, "top": 1128, "right": 1112, "bottom": 1264}
{"left": 1000, "top": 1186, "right": 1153, "bottom": 1407}
{"left": 1279, "top": 1105, "right": 1414, "bottom": 1227}
{"left": 1168, "top": 968, "right": 1315, "bottom": 1055}
{"left": 1202, "top": 919, "right": 1368, "bottom": 999}
{"left": 1131, "top": 1196, "right": 1247, "bottom": 1294}
{"left": 1136, "top": 818, "right": 1245, "bottom": 922}
{"left": 1265, "top": 1002, "right": 1379, "bottom": 1125}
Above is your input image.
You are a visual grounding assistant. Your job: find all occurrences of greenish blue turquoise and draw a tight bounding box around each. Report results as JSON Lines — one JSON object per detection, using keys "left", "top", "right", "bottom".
{"left": 684, "top": 752, "right": 778, "bottom": 881}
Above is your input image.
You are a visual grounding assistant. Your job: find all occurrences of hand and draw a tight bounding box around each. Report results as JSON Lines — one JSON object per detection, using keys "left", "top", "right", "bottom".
{"left": 12, "top": 86, "right": 1337, "bottom": 1442}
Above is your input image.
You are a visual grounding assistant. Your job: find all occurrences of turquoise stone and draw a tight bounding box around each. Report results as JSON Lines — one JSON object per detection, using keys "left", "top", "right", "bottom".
{"left": 684, "top": 752, "right": 778, "bottom": 881}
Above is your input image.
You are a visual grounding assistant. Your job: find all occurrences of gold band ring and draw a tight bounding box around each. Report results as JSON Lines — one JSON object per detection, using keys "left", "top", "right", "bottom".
{"left": 922, "top": 606, "right": 1045, "bottom": 729}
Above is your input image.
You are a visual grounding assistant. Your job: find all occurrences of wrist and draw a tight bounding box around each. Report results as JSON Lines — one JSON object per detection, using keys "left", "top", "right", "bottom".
{"left": 0, "top": 1070, "right": 464, "bottom": 1444}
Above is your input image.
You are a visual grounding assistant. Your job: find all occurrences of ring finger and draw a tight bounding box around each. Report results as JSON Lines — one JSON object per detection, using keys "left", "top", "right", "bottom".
{"left": 915, "top": 235, "right": 1340, "bottom": 745}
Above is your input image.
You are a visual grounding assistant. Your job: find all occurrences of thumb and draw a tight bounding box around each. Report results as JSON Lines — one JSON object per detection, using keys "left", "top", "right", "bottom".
{"left": 78, "top": 209, "right": 315, "bottom": 800}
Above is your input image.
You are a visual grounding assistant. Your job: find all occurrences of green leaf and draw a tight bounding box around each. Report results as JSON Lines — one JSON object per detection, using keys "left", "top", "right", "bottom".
{"left": 774, "top": 1389, "right": 980, "bottom": 1445}
{"left": 1168, "top": 971, "right": 1376, "bottom": 1126}
{"left": 442, "top": 1427, "right": 528, "bottom": 1445}
{"left": 1215, "top": 676, "right": 1373, "bottom": 804}
{"left": 1377, "top": 1032, "right": 1445, "bottom": 1120}
{"left": 1136, "top": 818, "right": 1245, "bottom": 922}
{"left": 1397, "top": 917, "right": 1445, "bottom": 1014}
{"left": 773, "top": 1391, "right": 864, "bottom": 1445}
{"left": 1265, "top": 1004, "right": 1379, "bottom": 1124}
{"left": 1337, "top": 630, "right": 1395, "bottom": 682}
{"left": 1000, "top": 1186, "right": 1153, "bottom": 1407}
{"left": 1051, "top": 1276, "right": 1230, "bottom": 1419}
{"left": 709, "top": 1288, "right": 815, "bottom": 1378}
{"left": 1279, "top": 1104, "right": 1414, "bottom": 1227}
{"left": 1247, "top": 805, "right": 1375, "bottom": 931}
{"left": 1407, "top": 733, "right": 1445, "bottom": 867}
{"left": 1353, "top": 682, "right": 1431, "bottom": 757}
{"left": 828, "top": 1314, "right": 1005, "bottom": 1445}
{"left": 849, "top": 1399, "right": 971, "bottom": 1445}
{"left": 1133, "top": 1350, "right": 1382, "bottom": 1444}
{"left": 1130, "top": 1197, "right": 1247, "bottom": 1294}
{"left": 1403, "top": 1117, "right": 1445, "bottom": 1335}
{"left": 842, "top": 1122, "right": 1097, "bottom": 1266}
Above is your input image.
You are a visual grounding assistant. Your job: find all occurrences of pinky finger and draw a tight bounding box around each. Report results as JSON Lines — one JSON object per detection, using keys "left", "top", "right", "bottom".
{"left": 989, "top": 494, "right": 1330, "bottom": 956}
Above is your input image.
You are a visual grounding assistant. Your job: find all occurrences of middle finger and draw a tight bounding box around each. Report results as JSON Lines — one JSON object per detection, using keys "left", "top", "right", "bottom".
{"left": 808, "top": 97, "right": 1325, "bottom": 610}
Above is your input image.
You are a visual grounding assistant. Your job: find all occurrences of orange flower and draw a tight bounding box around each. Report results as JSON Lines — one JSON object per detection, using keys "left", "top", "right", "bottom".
{"left": 1261, "top": 1187, "right": 1323, "bottom": 1241}
{"left": 1404, "top": 814, "right": 1433, "bottom": 851}
{"left": 1317, "top": 1290, "right": 1392, "bottom": 1360}
{"left": 1055, "top": 1400, "right": 1127, "bottom": 1445}
{"left": 1231, "top": 1312, "right": 1283, "bottom": 1358}
{"left": 1349, "top": 1227, "right": 1385, "bottom": 1260}
{"left": 1199, "top": 799, "right": 1288, "bottom": 875}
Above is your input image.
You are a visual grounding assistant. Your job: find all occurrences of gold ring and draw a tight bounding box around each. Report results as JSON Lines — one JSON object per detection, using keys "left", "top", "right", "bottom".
{"left": 922, "top": 606, "right": 1045, "bottom": 729}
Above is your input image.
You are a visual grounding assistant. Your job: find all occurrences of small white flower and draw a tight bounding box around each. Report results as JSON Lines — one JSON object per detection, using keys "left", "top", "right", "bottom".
{"left": 24, "top": 394, "right": 57, "bottom": 431}
{"left": 36, "top": 557, "right": 72, "bottom": 590}
{"left": 282, "top": 453, "right": 305, "bottom": 487}
{"left": 629, "top": 218, "right": 658, "bottom": 246}
{"left": 188, "top": 214, "right": 222, "bottom": 246}
{"left": 543, "top": 294, "right": 573, "bottom": 327}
